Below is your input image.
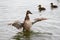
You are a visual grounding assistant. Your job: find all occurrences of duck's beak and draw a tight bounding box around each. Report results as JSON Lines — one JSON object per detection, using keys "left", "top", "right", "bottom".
{"left": 29, "top": 11, "right": 32, "bottom": 14}
{"left": 27, "top": 10, "right": 32, "bottom": 14}
{"left": 30, "top": 12, "right": 32, "bottom": 14}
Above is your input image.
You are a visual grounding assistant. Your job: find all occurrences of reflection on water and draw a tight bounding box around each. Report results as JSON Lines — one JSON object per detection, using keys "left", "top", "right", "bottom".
{"left": 12, "top": 31, "right": 52, "bottom": 40}
{"left": 13, "top": 31, "right": 31, "bottom": 40}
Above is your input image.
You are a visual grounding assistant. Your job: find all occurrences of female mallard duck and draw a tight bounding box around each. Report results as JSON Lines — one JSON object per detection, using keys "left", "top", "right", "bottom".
{"left": 23, "top": 10, "right": 32, "bottom": 31}
{"left": 8, "top": 10, "right": 47, "bottom": 31}
{"left": 51, "top": 3, "right": 58, "bottom": 9}
{"left": 38, "top": 5, "right": 46, "bottom": 12}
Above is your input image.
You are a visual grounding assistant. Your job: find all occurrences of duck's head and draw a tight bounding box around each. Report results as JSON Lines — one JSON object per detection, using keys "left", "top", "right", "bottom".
{"left": 51, "top": 3, "right": 53, "bottom": 5}
{"left": 38, "top": 5, "right": 41, "bottom": 7}
{"left": 26, "top": 10, "right": 32, "bottom": 14}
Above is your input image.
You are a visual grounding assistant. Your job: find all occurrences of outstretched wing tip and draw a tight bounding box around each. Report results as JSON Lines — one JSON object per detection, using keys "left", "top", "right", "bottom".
{"left": 32, "top": 17, "right": 48, "bottom": 24}
{"left": 8, "top": 21, "right": 23, "bottom": 29}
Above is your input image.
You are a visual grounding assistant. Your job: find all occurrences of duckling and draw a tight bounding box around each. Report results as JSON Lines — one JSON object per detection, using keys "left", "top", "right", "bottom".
{"left": 38, "top": 5, "right": 46, "bottom": 12}
{"left": 8, "top": 10, "right": 47, "bottom": 32}
{"left": 50, "top": 3, "right": 58, "bottom": 9}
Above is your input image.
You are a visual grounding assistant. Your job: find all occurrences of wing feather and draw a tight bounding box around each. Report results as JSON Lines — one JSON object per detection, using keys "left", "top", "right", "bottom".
{"left": 32, "top": 18, "right": 47, "bottom": 25}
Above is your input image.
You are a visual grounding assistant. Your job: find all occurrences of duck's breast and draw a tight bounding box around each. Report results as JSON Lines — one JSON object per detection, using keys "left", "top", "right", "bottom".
{"left": 24, "top": 20, "right": 32, "bottom": 30}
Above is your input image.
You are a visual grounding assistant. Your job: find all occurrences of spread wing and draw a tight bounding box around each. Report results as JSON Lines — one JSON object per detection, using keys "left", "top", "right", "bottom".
{"left": 32, "top": 18, "right": 47, "bottom": 25}
{"left": 8, "top": 20, "right": 23, "bottom": 29}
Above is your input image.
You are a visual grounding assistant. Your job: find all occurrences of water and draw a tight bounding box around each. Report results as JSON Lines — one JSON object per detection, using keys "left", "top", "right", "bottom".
{"left": 0, "top": 0, "right": 60, "bottom": 40}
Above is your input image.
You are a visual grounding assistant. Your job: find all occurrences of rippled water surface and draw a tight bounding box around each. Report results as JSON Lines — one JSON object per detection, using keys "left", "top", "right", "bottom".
{"left": 0, "top": 0, "right": 60, "bottom": 40}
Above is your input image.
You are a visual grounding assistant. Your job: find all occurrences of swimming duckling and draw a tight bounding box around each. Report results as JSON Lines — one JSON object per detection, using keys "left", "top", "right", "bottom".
{"left": 8, "top": 10, "right": 47, "bottom": 32}
{"left": 38, "top": 5, "right": 46, "bottom": 12}
{"left": 50, "top": 3, "right": 58, "bottom": 9}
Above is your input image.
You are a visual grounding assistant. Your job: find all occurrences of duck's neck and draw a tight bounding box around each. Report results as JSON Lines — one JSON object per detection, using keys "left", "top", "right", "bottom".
{"left": 39, "top": 6, "right": 41, "bottom": 8}
{"left": 51, "top": 4, "right": 53, "bottom": 6}
{"left": 25, "top": 13, "right": 30, "bottom": 20}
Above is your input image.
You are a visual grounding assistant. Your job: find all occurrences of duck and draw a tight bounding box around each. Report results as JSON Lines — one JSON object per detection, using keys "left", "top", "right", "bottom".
{"left": 23, "top": 10, "right": 32, "bottom": 31}
{"left": 38, "top": 5, "right": 46, "bottom": 12}
{"left": 8, "top": 10, "right": 47, "bottom": 32}
{"left": 50, "top": 3, "right": 58, "bottom": 9}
